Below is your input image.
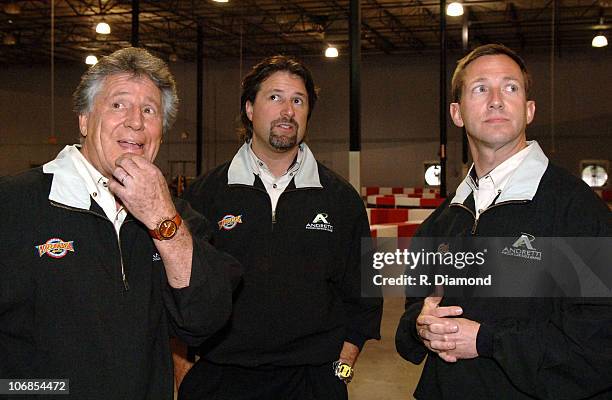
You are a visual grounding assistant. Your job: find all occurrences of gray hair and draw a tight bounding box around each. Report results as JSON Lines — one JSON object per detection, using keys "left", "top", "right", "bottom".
{"left": 72, "top": 47, "right": 179, "bottom": 134}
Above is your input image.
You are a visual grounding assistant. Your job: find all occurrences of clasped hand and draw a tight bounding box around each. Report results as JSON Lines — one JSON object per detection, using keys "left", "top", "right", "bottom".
{"left": 416, "top": 296, "right": 480, "bottom": 363}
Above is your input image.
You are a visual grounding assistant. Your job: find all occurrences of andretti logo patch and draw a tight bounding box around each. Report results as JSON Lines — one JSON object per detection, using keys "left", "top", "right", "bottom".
{"left": 306, "top": 213, "right": 334, "bottom": 233}
{"left": 218, "top": 214, "right": 243, "bottom": 230}
{"left": 35, "top": 238, "right": 75, "bottom": 259}
{"left": 501, "top": 233, "right": 542, "bottom": 261}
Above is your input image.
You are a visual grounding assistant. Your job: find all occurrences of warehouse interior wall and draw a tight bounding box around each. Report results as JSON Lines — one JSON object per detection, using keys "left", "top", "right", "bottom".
{"left": 1, "top": 48, "right": 610, "bottom": 193}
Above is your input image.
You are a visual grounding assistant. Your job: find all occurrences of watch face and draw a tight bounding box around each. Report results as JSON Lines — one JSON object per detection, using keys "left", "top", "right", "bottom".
{"left": 159, "top": 220, "right": 178, "bottom": 239}
{"left": 337, "top": 364, "right": 352, "bottom": 379}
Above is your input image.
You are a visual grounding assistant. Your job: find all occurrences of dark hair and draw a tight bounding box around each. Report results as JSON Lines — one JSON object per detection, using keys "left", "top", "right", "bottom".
{"left": 239, "top": 55, "right": 318, "bottom": 142}
{"left": 451, "top": 44, "right": 531, "bottom": 103}
{"left": 73, "top": 47, "right": 178, "bottom": 135}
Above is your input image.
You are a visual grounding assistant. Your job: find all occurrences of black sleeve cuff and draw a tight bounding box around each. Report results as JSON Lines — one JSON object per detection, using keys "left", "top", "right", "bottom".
{"left": 476, "top": 322, "right": 495, "bottom": 358}
{"left": 395, "top": 302, "right": 428, "bottom": 365}
{"left": 345, "top": 332, "right": 368, "bottom": 351}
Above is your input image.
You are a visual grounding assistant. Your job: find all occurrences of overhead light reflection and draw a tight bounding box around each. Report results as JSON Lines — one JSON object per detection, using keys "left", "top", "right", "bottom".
{"left": 96, "top": 22, "right": 111, "bottom": 35}
{"left": 446, "top": 2, "right": 464, "bottom": 17}
{"left": 85, "top": 55, "right": 98, "bottom": 65}
{"left": 325, "top": 46, "right": 338, "bottom": 58}
{"left": 592, "top": 34, "right": 608, "bottom": 48}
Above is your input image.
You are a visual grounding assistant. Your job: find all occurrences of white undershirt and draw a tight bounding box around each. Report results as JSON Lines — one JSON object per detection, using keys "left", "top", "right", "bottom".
{"left": 248, "top": 144, "right": 304, "bottom": 213}
{"left": 67, "top": 146, "right": 127, "bottom": 236}
{"left": 469, "top": 142, "right": 534, "bottom": 219}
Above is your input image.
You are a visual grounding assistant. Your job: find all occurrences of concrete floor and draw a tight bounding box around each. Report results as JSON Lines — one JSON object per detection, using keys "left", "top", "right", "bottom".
{"left": 348, "top": 297, "right": 423, "bottom": 400}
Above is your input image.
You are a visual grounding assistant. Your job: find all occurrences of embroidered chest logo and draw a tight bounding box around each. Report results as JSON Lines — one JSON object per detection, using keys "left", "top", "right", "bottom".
{"left": 501, "top": 233, "right": 542, "bottom": 261}
{"left": 437, "top": 242, "right": 450, "bottom": 253}
{"left": 306, "top": 213, "right": 334, "bottom": 233}
{"left": 218, "top": 214, "right": 243, "bottom": 231}
{"left": 35, "top": 238, "right": 75, "bottom": 259}
{"left": 152, "top": 252, "right": 161, "bottom": 262}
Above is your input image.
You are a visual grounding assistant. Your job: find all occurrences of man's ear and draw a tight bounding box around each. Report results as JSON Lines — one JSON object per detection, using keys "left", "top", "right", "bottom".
{"left": 78, "top": 114, "right": 88, "bottom": 138}
{"left": 245, "top": 101, "right": 254, "bottom": 122}
{"left": 526, "top": 100, "right": 535, "bottom": 125}
{"left": 449, "top": 103, "right": 464, "bottom": 128}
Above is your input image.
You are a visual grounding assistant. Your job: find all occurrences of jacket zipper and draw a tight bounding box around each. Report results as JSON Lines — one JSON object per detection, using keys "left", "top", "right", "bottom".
{"left": 229, "top": 183, "right": 318, "bottom": 227}
{"left": 271, "top": 186, "right": 321, "bottom": 227}
{"left": 450, "top": 200, "right": 530, "bottom": 235}
{"left": 50, "top": 200, "right": 130, "bottom": 291}
{"left": 230, "top": 184, "right": 276, "bottom": 227}
{"left": 116, "top": 229, "right": 130, "bottom": 291}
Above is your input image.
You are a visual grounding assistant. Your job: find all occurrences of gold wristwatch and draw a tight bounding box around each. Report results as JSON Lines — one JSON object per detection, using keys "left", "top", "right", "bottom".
{"left": 148, "top": 214, "right": 182, "bottom": 240}
{"left": 333, "top": 360, "right": 354, "bottom": 383}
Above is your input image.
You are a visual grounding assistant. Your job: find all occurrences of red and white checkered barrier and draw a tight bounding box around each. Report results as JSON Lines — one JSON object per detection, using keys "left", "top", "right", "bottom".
{"left": 361, "top": 187, "right": 440, "bottom": 197}
{"left": 367, "top": 192, "right": 441, "bottom": 199}
{"left": 595, "top": 189, "right": 612, "bottom": 202}
{"left": 367, "top": 208, "right": 435, "bottom": 238}
{"left": 370, "top": 222, "right": 421, "bottom": 237}
{"left": 366, "top": 195, "right": 445, "bottom": 208}
{"left": 366, "top": 208, "right": 434, "bottom": 224}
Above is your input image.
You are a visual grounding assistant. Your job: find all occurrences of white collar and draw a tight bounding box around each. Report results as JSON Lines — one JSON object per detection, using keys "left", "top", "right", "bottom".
{"left": 247, "top": 142, "right": 303, "bottom": 180}
{"left": 43, "top": 145, "right": 93, "bottom": 210}
{"left": 228, "top": 141, "right": 322, "bottom": 188}
{"left": 466, "top": 141, "right": 534, "bottom": 193}
{"left": 43, "top": 145, "right": 126, "bottom": 223}
{"left": 452, "top": 141, "right": 549, "bottom": 205}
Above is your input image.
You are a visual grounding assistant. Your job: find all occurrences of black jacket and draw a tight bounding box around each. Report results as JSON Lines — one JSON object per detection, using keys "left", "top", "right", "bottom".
{"left": 0, "top": 149, "right": 239, "bottom": 400}
{"left": 396, "top": 144, "right": 612, "bottom": 400}
{"left": 183, "top": 143, "right": 382, "bottom": 367}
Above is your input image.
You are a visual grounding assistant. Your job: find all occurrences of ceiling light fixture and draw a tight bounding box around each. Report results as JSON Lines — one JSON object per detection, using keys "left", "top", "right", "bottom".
{"left": 592, "top": 15, "right": 608, "bottom": 48}
{"left": 446, "top": 2, "right": 464, "bottom": 17}
{"left": 212, "top": 0, "right": 229, "bottom": 3}
{"left": 4, "top": 3, "right": 21, "bottom": 15}
{"left": 85, "top": 55, "right": 98, "bottom": 65}
{"left": 95, "top": 22, "right": 111, "bottom": 35}
{"left": 325, "top": 45, "right": 338, "bottom": 58}
{"left": 592, "top": 33, "right": 608, "bottom": 47}
{"left": 3, "top": 33, "right": 17, "bottom": 46}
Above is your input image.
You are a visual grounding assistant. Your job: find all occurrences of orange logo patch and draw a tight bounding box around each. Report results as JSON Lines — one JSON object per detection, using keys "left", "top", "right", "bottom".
{"left": 218, "top": 215, "right": 243, "bottom": 231}
{"left": 35, "top": 238, "right": 75, "bottom": 259}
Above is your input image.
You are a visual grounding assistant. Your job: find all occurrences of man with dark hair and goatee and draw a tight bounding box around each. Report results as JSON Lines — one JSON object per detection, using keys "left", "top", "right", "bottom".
{"left": 179, "top": 55, "right": 383, "bottom": 400}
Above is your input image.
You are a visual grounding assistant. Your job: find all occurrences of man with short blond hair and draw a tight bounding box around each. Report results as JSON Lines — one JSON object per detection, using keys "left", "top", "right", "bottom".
{"left": 396, "top": 44, "right": 612, "bottom": 399}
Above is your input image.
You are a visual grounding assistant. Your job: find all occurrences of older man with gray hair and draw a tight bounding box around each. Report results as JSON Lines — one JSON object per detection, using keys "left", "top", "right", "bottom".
{"left": 0, "top": 47, "right": 239, "bottom": 400}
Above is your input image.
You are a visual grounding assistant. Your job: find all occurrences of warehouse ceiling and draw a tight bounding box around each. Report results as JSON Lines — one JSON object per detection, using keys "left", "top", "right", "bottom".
{"left": 0, "top": 0, "right": 610, "bottom": 65}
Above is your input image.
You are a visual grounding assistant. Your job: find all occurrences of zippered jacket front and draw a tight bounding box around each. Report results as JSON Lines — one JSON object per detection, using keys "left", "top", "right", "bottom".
{"left": 183, "top": 143, "right": 383, "bottom": 367}
{"left": 396, "top": 143, "right": 612, "bottom": 400}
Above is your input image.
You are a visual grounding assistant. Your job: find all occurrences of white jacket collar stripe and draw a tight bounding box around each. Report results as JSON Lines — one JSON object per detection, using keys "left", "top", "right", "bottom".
{"left": 451, "top": 141, "right": 549, "bottom": 204}
{"left": 227, "top": 142, "right": 323, "bottom": 189}
{"left": 43, "top": 145, "right": 92, "bottom": 210}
